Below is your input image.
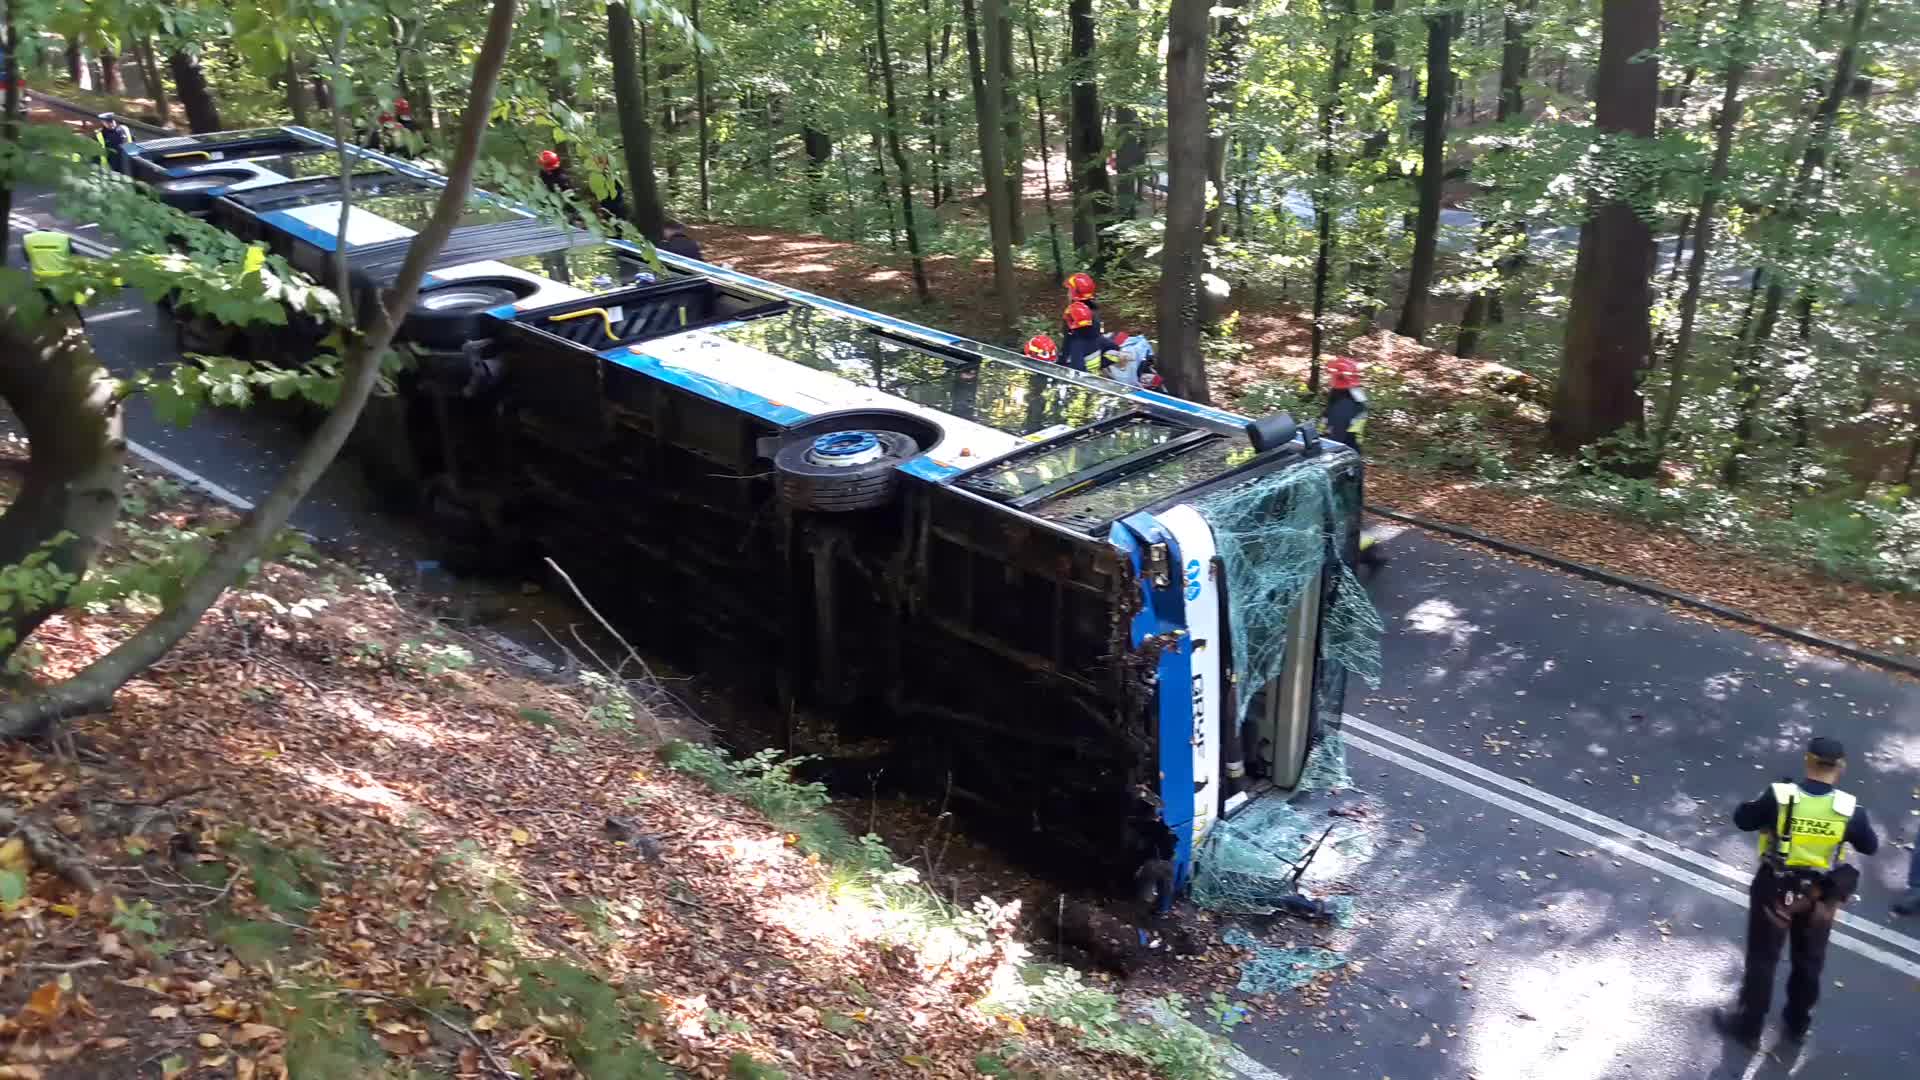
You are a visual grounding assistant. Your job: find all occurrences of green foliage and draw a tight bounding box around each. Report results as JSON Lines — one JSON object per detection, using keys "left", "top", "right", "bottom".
{"left": 989, "top": 969, "right": 1228, "bottom": 1080}
{"left": 516, "top": 960, "right": 673, "bottom": 1080}
{"left": 274, "top": 985, "right": 390, "bottom": 1080}
{"left": 727, "top": 1053, "right": 788, "bottom": 1080}
{"left": 231, "top": 831, "right": 328, "bottom": 921}
{"left": 209, "top": 911, "right": 297, "bottom": 966}
{"left": 0, "top": 532, "right": 81, "bottom": 661}
{"left": 109, "top": 896, "right": 165, "bottom": 939}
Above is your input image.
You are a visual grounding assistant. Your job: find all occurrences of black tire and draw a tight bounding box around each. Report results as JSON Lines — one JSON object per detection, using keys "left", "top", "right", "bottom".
{"left": 400, "top": 280, "right": 527, "bottom": 349}
{"left": 773, "top": 429, "right": 920, "bottom": 512}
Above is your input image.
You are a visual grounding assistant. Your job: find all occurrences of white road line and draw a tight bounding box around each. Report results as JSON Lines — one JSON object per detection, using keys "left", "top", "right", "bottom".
{"left": 1342, "top": 730, "right": 1920, "bottom": 981}
{"left": 1344, "top": 713, "right": 1920, "bottom": 961}
{"left": 125, "top": 443, "right": 256, "bottom": 511}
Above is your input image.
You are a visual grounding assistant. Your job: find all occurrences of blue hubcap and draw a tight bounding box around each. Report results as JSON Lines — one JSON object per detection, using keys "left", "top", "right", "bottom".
{"left": 811, "top": 431, "right": 880, "bottom": 457}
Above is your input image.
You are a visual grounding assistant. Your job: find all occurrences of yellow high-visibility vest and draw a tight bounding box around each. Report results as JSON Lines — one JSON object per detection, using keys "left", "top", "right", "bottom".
{"left": 1756, "top": 782, "right": 1855, "bottom": 871}
{"left": 23, "top": 231, "right": 75, "bottom": 281}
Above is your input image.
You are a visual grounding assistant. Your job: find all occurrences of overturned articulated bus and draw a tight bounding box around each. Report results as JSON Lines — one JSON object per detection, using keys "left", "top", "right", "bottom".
{"left": 127, "top": 126, "right": 1382, "bottom": 897}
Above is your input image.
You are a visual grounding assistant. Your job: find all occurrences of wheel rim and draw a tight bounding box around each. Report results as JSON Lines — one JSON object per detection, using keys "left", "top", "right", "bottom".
{"left": 806, "top": 431, "right": 885, "bottom": 467}
{"left": 417, "top": 285, "right": 518, "bottom": 313}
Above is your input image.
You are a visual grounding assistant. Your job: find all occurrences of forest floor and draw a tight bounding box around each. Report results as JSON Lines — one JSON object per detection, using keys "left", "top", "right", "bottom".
{"left": 688, "top": 215, "right": 1920, "bottom": 663}
{"left": 0, "top": 452, "right": 1242, "bottom": 1080}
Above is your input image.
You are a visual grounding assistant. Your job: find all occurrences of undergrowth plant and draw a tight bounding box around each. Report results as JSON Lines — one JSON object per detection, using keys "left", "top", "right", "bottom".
{"left": 661, "top": 741, "right": 1232, "bottom": 1080}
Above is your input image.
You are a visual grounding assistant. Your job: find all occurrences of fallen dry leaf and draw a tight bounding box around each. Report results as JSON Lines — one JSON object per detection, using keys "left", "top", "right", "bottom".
{"left": 150, "top": 1005, "right": 180, "bottom": 1020}
{"left": 233, "top": 1023, "right": 281, "bottom": 1046}
{"left": 196, "top": 1033, "right": 223, "bottom": 1049}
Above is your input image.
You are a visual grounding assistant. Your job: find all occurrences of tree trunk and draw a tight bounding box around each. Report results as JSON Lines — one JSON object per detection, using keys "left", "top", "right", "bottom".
{"left": 65, "top": 39, "right": 83, "bottom": 84}
{"left": 136, "top": 39, "right": 170, "bottom": 126}
{"left": 1023, "top": 15, "right": 1066, "bottom": 283}
{"left": 99, "top": 50, "right": 122, "bottom": 94}
{"left": 1, "top": 8, "right": 18, "bottom": 242}
{"left": 1654, "top": 0, "right": 1756, "bottom": 457}
{"left": 1394, "top": 9, "right": 1455, "bottom": 342}
{"left": 1156, "top": 0, "right": 1212, "bottom": 403}
{"left": 168, "top": 50, "right": 222, "bottom": 133}
{"left": 923, "top": 0, "right": 943, "bottom": 208}
{"left": 1455, "top": 1, "right": 1531, "bottom": 356}
{"left": 1205, "top": 0, "right": 1250, "bottom": 241}
{"left": 968, "top": 0, "right": 1020, "bottom": 337}
{"left": 608, "top": 2, "right": 666, "bottom": 242}
{"left": 1363, "top": 0, "right": 1397, "bottom": 159}
{"left": 285, "top": 53, "right": 309, "bottom": 126}
{"left": 1722, "top": 0, "right": 1870, "bottom": 485}
{"left": 0, "top": 0, "right": 523, "bottom": 738}
{"left": 803, "top": 125, "right": 834, "bottom": 219}
{"left": 995, "top": 5, "right": 1024, "bottom": 246}
{"left": 1499, "top": 0, "right": 1531, "bottom": 121}
{"left": 864, "top": 50, "right": 900, "bottom": 252}
{"left": 1066, "top": 0, "right": 1112, "bottom": 261}
{"left": 692, "top": 0, "right": 711, "bottom": 214}
{"left": 876, "top": 0, "right": 932, "bottom": 301}
{"left": 0, "top": 315, "right": 126, "bottom": 668}
{"left": 1548, "top": 0, "right": 1660, "bottom": 459}
{"left": 1310, "top": 1, "right": 1355, "bottom": 393}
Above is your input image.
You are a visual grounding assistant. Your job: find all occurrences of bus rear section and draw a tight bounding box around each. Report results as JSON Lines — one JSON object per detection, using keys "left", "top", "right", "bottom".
{"left": 409, "top": 279, "right": 1375, "bottom": 896}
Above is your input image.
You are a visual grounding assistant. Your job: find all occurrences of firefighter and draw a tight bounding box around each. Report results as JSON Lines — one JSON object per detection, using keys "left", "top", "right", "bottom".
{"left": 1024, "top": 334, "right": 1058, "bottom": 363}
{"left": 1062, "top": 271, "right": 1102, "bottom": 338}
{"left": 1060, "top": 301, "right": 1114, "bottom": 372}
{"left": 392, "top": 97, "right": 416, "bottom": 132}
{"left": 659, "top": 219, "right": 702, "bottom": 260}
{"left": 1715, "top": 737, "right": 1880, "bottom": 1048}
{"left": 1323, "top": 357, "right": 1382, "bottom": 567}
{"left": 95, "top": 113, "right": 129, "bottom": 174}
{"left": 537, "top": 149, "right": 571, "bottom": 196}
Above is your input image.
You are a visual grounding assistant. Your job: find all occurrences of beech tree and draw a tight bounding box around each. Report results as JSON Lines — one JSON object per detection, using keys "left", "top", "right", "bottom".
{"left": 1157, "top": 0, "right": 1212, "bottom": 402}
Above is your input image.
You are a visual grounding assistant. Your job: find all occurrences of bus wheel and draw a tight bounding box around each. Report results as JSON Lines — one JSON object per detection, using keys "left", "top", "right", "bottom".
{"left": 773, "top": 429, "right": 919, "bottom": 513}
{"left": 174, "top": 312, "right": 237, "bottom": 358}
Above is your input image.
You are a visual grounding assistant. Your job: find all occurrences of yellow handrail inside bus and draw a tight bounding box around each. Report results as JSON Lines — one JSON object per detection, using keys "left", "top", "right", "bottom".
{"left": 549, "top": 307, "right": 616, "bottom": 341}
{"left": 161, "top": 151, "right": 214, "bottom": 161}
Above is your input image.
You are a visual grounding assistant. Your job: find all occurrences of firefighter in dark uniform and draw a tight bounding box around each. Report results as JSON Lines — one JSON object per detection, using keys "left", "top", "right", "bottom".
{"left": 1715, "top": 736, "right": 1879, "bottom": 1048}
{"left": 1322, "top": 357, "right": 1381, "bottom": 568}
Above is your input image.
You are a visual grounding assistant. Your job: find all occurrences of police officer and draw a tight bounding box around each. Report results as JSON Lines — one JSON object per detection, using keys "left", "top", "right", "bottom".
{"left": 22, "top": 229, "right": 85, "bottom": 324}
{"left": 1715, "top": 736, "right": 1879, "bottom": 1047}
{"left": 95, "top": 113, "right": 129, "bottom": 174}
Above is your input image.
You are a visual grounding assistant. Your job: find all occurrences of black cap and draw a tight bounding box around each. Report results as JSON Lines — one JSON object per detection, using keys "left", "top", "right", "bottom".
{"left": 1807, "top": 737, "right": 1846, "bottom": 763}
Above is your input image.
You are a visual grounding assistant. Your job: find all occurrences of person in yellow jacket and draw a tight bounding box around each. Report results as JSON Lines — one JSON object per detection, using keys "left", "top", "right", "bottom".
{"left": 1715, "top": 736, "right": 1879, "bottom": 1048}
{"left": 22, "top": 229, "right": 87, "bottom": 323}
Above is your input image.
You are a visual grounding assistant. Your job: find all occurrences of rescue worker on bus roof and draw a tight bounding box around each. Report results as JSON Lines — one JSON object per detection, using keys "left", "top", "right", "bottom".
{"left": 95, "top": 113, "right": 129, "bottom": 174}
{"left": 1025, "top": 334, "right": 1058, "bottom": 363}
{"left": 538, "top": 148, "right": 569, "bottom": 193}
{"left": 1715, "top": 736, "right": 1879, "bottom": 1049}
{"left": 1060, "top": 301, "right": 1114, "bottom": 373}
{"left": 659, "top": 219, "right": 702, "bottom": 260}
{"left": 1063, "top": 271, "right": 1102, "bottom": 338}
{"left": 1322, "top": 357, "right": 1382, "bottom": 567}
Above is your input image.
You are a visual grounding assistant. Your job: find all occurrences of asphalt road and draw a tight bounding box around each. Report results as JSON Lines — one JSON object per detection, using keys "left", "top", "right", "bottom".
{"left": 11, "top": 199, "right": 1919, "bottom": 1080}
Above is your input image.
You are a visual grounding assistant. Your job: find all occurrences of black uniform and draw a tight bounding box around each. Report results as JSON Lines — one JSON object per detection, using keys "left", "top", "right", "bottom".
{"left": 1061, "top": 327, "right": 1114, "bottom": 372}
{"left": 1323, "top": 387, "right": 1368, "bottom": 454}
{"left": 96, "top": 121, "right": 129, "bottom": 174}
{"left": 1726, "top": 772, "right": 1878, "bottom": 1041}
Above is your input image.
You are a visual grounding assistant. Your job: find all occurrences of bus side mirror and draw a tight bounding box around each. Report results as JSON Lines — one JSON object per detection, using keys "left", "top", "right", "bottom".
{"left": 1244, "top": 413, "right": 1297, "bottom": 452}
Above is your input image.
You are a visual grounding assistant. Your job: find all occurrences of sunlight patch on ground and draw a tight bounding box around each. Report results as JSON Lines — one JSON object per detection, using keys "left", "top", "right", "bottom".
{"left": 1465, "top": 926, "right": 1730, "bottom": 1080}
{"left": 1404, "top": 597, "right": 1483, "bottom": 645}
{"left": 1868, "top": 729, "right": 1920, "bottom": 774}
{"left": 290, "top": 762, "right": 415, "bottom": 813}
